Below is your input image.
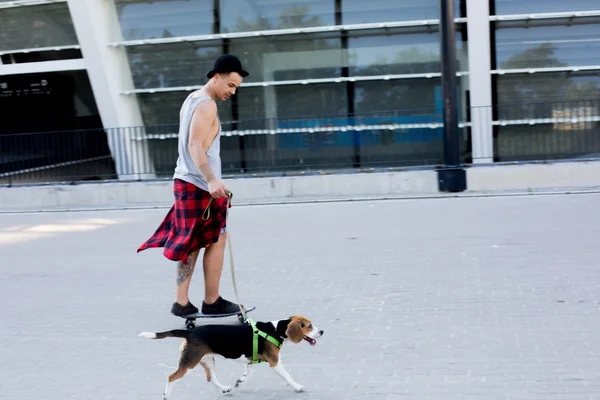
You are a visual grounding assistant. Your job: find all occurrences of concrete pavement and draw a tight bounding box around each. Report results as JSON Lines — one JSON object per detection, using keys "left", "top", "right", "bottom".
{"left": 1, "top": 193, "right": 600, "bottom": 399}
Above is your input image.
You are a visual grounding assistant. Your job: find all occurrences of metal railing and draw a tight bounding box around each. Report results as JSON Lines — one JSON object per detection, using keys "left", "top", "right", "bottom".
{"left": 477, "top": 99, "right": 600, "bottom": 162}
{"left": 1, "top": 100, "right": 599, "bottom": 186}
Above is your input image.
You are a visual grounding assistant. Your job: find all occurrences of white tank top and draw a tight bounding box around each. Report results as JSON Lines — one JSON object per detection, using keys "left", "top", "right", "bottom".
{"left": 173, "top": 92, "right": 222, "bottom": 191}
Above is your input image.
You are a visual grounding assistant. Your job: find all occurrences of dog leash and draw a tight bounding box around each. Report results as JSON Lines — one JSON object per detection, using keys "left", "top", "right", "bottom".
{"left": 202, "top": 190, "right": 249, "bottom": 323}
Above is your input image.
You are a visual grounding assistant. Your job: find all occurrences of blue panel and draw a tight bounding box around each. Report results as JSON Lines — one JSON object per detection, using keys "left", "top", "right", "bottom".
{"left": 277, "top": 85, "right": 445, "bottom": 151}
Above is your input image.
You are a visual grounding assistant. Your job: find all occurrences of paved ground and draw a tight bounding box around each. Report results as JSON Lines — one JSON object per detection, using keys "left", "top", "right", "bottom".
{"left": 1, "top": 193, "right": 600, "bottom": 400}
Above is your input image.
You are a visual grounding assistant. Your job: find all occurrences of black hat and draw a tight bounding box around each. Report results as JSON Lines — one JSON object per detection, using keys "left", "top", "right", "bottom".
{"left": 207, "top": 54, "right": 249, "bottom": 79}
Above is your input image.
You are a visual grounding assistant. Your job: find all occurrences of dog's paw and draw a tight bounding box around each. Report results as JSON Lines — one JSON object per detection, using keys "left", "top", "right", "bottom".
{"left": 222, "top": 385, "right": 233, "bottom": 394}
{"left": 234, "top": 377, "right": 245, "bottom": 387}
{"left": 292, "top": 384, "right": 304, "bottom": 392}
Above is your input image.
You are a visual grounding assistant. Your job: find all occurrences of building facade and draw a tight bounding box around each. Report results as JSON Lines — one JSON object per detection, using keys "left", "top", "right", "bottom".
{"left": 1, "top": 0, "right": 599, "bottom": 181}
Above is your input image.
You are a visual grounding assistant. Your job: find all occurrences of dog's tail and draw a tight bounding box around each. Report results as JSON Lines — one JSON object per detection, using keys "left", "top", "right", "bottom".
{"left": 139, "top": 330, "right": 190, "bottom": 340}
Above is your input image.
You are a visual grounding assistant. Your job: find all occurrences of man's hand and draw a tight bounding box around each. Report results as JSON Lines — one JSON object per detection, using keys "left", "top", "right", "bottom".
{"left": 208, "top": 179, "right": 228, "bottom": 198}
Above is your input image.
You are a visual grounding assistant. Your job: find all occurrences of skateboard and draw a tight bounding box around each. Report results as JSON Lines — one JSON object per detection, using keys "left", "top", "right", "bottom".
{"left": 180, "top": 306, "right": 256, "bottom": 330}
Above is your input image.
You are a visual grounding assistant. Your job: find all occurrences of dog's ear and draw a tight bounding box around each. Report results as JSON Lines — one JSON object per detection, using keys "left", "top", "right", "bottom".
{"left": 285, "top": 318, "right": 304, "bottom": 343}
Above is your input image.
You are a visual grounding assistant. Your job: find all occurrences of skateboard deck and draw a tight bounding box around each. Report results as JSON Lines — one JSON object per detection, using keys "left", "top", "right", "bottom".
{"left": 179, "top": 306, "right": 256, "bottom": 329}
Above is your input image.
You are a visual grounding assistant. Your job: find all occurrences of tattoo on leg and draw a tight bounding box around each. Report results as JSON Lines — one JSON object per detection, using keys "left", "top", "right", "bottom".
{"left": 176, "top": 255, "right": 193, "bottom": 285}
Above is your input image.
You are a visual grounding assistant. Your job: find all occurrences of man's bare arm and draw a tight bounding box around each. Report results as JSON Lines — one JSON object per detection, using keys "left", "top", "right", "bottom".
{"left": 188, "top": 100, "right": 218, "bottom": 183}
{"left": 188, "top": 100, "right": 227, "bottom": 198}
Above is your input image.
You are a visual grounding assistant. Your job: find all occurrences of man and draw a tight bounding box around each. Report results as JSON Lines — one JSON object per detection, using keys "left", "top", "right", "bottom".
{"left": 138, "top": 54, "right": 249, "bottom": 317}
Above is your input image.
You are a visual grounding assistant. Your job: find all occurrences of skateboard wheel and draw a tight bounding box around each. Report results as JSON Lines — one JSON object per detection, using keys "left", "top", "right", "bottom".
{"left": 186, "top": 321, "right": 195, "bottom": 330}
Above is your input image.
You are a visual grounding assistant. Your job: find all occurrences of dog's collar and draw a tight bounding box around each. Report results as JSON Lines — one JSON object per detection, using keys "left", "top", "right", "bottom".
{"left": 248, "top": 319, "right": 283, "bottom": 364}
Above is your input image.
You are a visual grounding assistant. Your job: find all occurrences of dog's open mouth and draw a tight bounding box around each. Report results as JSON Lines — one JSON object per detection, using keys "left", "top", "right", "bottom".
{"left": 303, "top": 336, "right": 317, "bottom": 346}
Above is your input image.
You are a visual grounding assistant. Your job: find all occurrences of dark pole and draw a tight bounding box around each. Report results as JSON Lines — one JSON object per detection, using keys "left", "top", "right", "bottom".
{"left": 437, "top": 0, "right": 466, "bottom": 192}
{"left": 336, "top": 0, "right": 359, "bottom": 168}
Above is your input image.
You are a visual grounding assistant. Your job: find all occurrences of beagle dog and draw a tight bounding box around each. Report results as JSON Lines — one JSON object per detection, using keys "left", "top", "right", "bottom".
{"left": 140, "top": 315, "right": 324, "bottom": 399}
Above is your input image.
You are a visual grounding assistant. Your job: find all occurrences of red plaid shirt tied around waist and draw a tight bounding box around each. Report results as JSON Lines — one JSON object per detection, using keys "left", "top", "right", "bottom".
{"left": 137, "top": 179, "right": 229, "bottom": 262}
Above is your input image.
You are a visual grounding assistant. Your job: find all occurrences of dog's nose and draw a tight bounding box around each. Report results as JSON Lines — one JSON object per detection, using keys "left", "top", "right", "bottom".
{"left": 319, "top": 330, "right": 324, "bottom": 335}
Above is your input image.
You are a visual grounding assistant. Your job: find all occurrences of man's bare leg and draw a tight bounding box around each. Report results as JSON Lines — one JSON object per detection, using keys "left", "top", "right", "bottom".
{"left": 175, "top": 250, "right": 199, "bottom": 306}
{"left": 202, "top": 232, "right": 227, "bottom": 304}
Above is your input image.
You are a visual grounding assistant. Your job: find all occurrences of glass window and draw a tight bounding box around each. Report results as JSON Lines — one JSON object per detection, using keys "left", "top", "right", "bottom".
{"left": 495, "top": 121, "right": 600, "bottom": 162}
{"left": 229, "top": 33, "right": 342, "bottom": 83}
{"left": 126, "top": 41, "right": 223, "bottom": 89}
{"left": 495, "top": 21, "right": 600, "bottom": 69}
{"left": 354, "top": 79, "right": 443, "bottom": 113}
{"left": 353, "top": 77, "right": 468, "bottom": 167}
{"left": 220, "top": 0, "right": 335, "bottom": 33}
{"left": 494, "top": 73, "right": 600, "bottom": 146}
{"left": 275, "top": 83, "right": 347, "bottom": 118}
{"left": 137, "top": 90, "right": 234, "bottom": 126}
{"left": 0, "top": 3, "right": 78, "bottom": 51}
{"left": 236, "top": 87, "right": 268, "bottom": 122}
{"left": 347, "top": 27, "right": 469, "bottom": 76}
{"left": 496, "top": 72, "right": 600, "bottom": 108}
{"left": 114, "top": 0, "right": 214, "bottom": 41}
{"left": 236, "top": 83, "right": 346, "bottom": 125}
{"left": 236, "top": 83, "right": 350, "bottom": 172}
{"left": 137, "top": 92, "right": 188, "bottom": 125}
{"left": 493, "top": 0, "right": 600, "bottom": 15}
{"left": 342, "top": 0, "right": 464, "bottom": 25}
{"left": 353, "top": 79, "right": 448, "bottom": 167}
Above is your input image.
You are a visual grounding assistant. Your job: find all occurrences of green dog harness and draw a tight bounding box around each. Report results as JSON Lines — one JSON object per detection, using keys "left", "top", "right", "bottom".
{"left": 248, "top": 318, "right": 283, "bottom": 364}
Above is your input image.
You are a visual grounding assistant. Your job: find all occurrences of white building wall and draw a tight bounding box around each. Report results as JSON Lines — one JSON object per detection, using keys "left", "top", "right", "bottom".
{"left": 66, "top": 0, "right": 155, "bottom": 179}
{"left": 466, "top": 0, "right": 494, "bottom": 163}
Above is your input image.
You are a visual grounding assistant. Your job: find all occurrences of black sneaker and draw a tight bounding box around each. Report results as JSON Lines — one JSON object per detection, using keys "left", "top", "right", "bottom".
{"left": 171, "top": 301, "right": 199, "bottom": 317}
{"left": 201, "top": 296, "right": 243, "bottom": 315}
